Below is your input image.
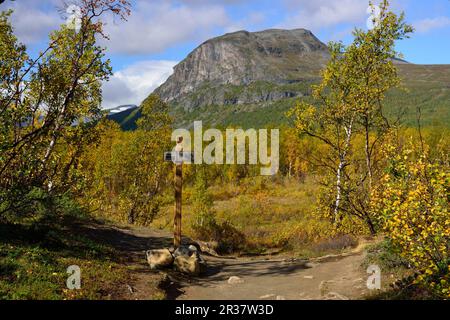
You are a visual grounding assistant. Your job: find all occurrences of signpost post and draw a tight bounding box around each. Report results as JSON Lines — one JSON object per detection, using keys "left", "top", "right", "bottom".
{"left": 164, "top": 137, "right": 194, "bottom": 248}
{"left": 174, "top": 159, "right": 182, "bottom": 248}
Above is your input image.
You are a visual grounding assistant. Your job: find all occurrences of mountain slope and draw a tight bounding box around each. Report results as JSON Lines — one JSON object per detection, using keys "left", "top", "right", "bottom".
{"left": 169, "top": 64, "right": 450, "bottom": 128}
{"left": 105, "top": 105, "right": 140, "bottom": 130}
{"left": 112, "top": 29, "right": 449, "bottom": 129}
{"left": 154, "top": 28, "right": 330, "bottom": 110}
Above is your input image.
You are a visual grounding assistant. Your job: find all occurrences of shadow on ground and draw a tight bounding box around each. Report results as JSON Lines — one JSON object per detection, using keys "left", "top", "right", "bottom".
{"left": 73, "top": 222, "right": 174, "bottom": 260}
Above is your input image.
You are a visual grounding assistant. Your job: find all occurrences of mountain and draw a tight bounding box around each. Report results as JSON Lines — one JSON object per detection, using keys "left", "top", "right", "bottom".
{"left": 154, "top": 29, "right": 330, "bottom": 110}
{"left": 111, "top": 29, "right": 450, "bottom": 129}
{"left": 105, "top": 105, "right": 140, "bottom": 130}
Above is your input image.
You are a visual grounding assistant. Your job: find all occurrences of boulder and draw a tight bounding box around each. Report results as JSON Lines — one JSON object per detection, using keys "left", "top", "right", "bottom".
{"left": 196, "top": 240, "right": 220, "bottom": 257}
{"left": 188, "top": 244, "right": 198, "bottom": 252}
{"left": 174, "top": 254, "right": 201, "bottom": 276}
{"left": 173, "top": 245, "right": 195, "bottom": 258}
{"left": 227, "top": 276, "right": 244, "bottom": 284}
{"left": 145, "top": 249, "right": 174, "bottom": 270}
{"left": 198, "top": 254, "right": 208, "bottom": 274}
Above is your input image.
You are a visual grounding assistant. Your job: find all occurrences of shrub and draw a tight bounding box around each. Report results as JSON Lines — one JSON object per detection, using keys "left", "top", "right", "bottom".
{"left": 311, "top": 234, "right": 358, "bottom": 254}
{"left": 190, "top": 168, "right": 245, "bottom": 253}
{"left": 364, "top": 238, "right": 410, "bottom": 270}
{"left": 371, "top": 141, "right": 450, "bottom": 298}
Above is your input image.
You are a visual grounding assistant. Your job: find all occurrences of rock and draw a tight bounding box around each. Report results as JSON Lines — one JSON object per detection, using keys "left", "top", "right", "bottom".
{"left": 276, "top": 295, "right": 286, "bottom": 300}
{"left": 196, "top": 240, "right": 220, "bottom": 257}
{"left": 173, "top": 245, "right": 194, "bottom": 258}
{"left": 303, "top": 275, "right": 314, "bottom": 279}
{"left": 228, "top": 276, "right": 244, "bottom": 284}
{"left": 174, "top": 255, "right": 201, "bottom": 276}
{"left": 153, "top": 29, "right": 330, "bottom": 110}
{"left": 146, "top": 249, "right": 174, "bottom": 270}
{"left": 126, "top": 284, "right": 134, "bottom": 294}
{"left": 198, "top": 255, "right": 208, "bottom": 274}
{"left": 171, "top": 245, "right": 208, "bottom": 275}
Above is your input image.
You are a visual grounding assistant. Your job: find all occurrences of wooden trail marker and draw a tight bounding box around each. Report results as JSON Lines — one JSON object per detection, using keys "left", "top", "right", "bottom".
{"left": 174, "top": 162, "right": 182, "bottom": 248}
{"left": 164, "top": 139, "right": 194, "bottom": 248}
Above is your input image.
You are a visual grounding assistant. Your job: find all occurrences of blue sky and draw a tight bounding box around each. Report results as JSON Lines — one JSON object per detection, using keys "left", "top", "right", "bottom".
{"left": 3, "top": 0, "right": 450, "bottom": 108}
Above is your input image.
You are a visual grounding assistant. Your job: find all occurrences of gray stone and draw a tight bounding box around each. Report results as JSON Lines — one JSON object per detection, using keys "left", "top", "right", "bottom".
{"left": 173, "top": 245, "right": 194, "bottom": 258}
{"left": 188, "top": 245, "right": 198, "bottom": 252}
{"left": 146, "top": 249, "right": 174, "bottom": 270}
{"left": 153, "top": 29, "right": 331, "bottom": 110}
{"left": 196, "top": 240, "right": 220, "bottom": 257}
{"left": 198, "top": 255, "right": 208, "bottom": 274}
{"left": 228, "top": 276, "right": 244, "bottom": 284}
{"left": 174, "top": 254, "right": 201, "bottom": 276}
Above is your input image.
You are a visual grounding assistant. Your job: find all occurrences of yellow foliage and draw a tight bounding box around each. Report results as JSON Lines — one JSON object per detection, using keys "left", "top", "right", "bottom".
{"left": 371, "top": 139, "right": 450, "bottom": 297}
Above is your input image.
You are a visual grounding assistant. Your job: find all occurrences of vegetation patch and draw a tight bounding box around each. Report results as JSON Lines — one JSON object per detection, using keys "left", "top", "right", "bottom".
{"left": 0, "top": 213, "right": 130, "bottom": 300}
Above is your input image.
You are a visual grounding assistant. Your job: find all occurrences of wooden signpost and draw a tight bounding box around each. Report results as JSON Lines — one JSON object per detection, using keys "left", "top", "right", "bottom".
{"left": 174, "top": 161, "right": 182, "bottom": 248}
{"left": 164, "top": 137, "right": 194, "bottom": 248}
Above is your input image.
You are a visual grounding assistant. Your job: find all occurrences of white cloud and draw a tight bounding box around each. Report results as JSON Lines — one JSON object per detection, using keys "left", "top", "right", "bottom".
{"left": 415, "top": 17, "right": 450, "bottom": 34}
{"left": 102, "top": 0, "right": 230, "bottom": 55}
{"left": 4, "top": 0, "right": 61, "bottom": 45}
{"left": 101, "top": 60, "right": 177, "bottom": 109}
{"left": 225, "top": 12, "right": 266, "bottom": 33}
{"left": 3, "top": 0, "right": 233, "bottom": 54}
{"left": 280, "top": 0, "right": 369, "bottom": 30}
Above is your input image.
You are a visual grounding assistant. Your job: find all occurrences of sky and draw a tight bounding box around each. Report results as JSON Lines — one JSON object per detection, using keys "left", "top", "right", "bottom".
{"left": 2, "top": 0, "right": 450, "bottom": 109}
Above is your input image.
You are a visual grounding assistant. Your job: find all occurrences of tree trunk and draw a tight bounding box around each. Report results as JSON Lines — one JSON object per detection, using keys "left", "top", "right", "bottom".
{"left": 333, "top": 119, "right": 354, "bottom": 224}
{"left": 288, "top": 161, "right": 292, "bottom": 179}
{"left": 128, "top": 207, "right": 135, "bottom": 224}
{"left": 334, "top": 158, "right": 344, "bottom": 223}
{"left": 364, "top": 117, "right": 373, "bottom": 189}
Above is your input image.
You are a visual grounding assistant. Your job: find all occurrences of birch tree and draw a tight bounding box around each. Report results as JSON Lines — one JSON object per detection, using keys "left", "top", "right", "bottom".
{"left": 288, "top": 0, "right": 413, "bottom": 234}
{"left": 0, "top": 1, "right": 130, "bottom": 220}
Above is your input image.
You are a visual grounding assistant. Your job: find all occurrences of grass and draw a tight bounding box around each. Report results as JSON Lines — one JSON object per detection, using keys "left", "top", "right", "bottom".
{"left": 0, "top": 213, "right": 130, "bottom": 300}
{"left": 169, "top": 64, "right": 450, "bottom": 129}
{"left": 153, "top": 176, "right": 358, "bottom": 258}
{"left": 109, "top": 64, "right": 449, "bottom": 130}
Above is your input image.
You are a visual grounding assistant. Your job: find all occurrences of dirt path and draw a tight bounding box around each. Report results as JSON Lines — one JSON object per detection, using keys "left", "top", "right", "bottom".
{"left": 178, "top": 253, "right": 370, "bottom": 300}
{"left": 79, "top": 220, "right": 371, "bottom": 300}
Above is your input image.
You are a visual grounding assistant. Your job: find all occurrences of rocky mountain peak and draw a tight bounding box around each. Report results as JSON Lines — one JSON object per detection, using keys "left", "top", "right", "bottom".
{"left": 153, "top": 28, "right": 330, "bottom": 110}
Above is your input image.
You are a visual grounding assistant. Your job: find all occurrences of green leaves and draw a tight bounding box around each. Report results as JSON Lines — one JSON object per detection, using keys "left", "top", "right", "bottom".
{"left": 287, "top": 0, "right": 414, "bottom": 232}
{"left": 0, "top": 1, "right": 131, "bottom": 220}
{"left": 138, "top": 94, "right": 173, "bottom": 131}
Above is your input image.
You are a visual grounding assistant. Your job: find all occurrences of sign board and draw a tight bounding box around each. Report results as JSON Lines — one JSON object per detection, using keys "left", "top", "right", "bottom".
{"left": 164, "top": 151, "right": 194, "bottom": 164}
